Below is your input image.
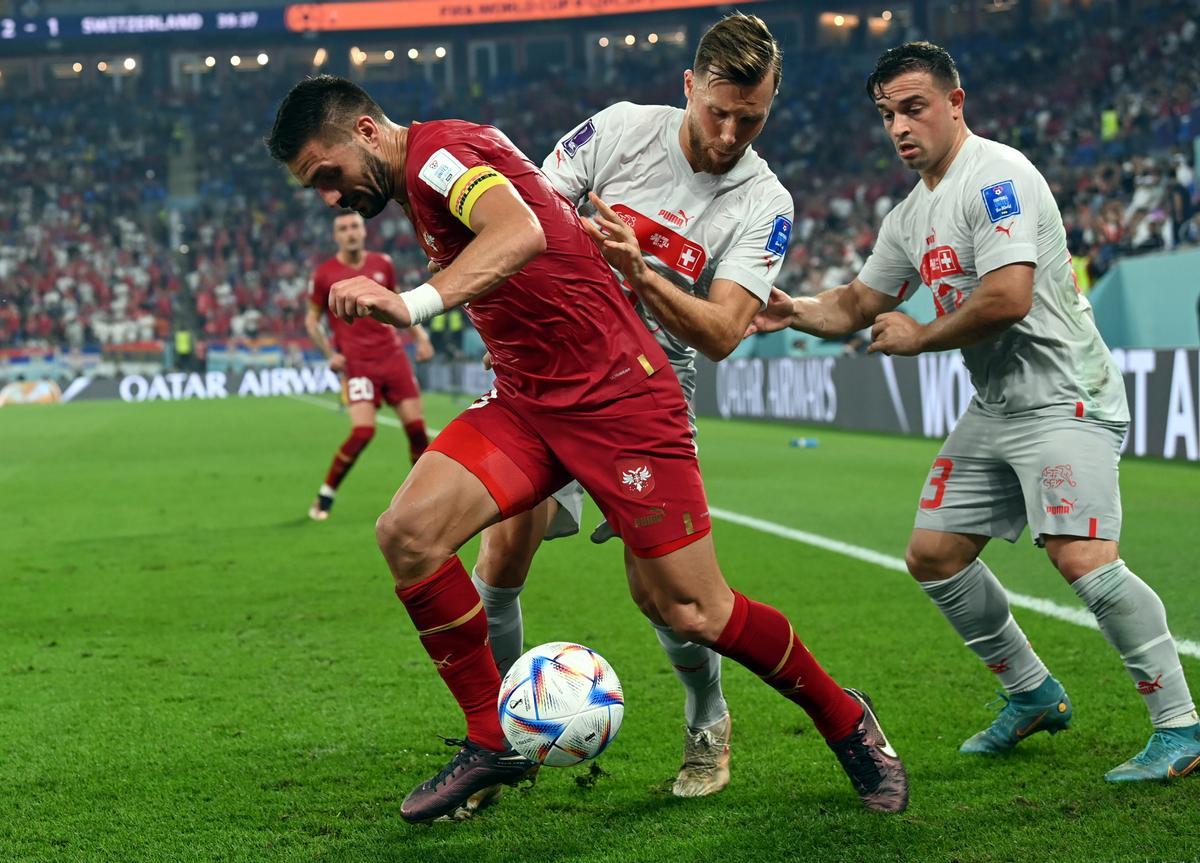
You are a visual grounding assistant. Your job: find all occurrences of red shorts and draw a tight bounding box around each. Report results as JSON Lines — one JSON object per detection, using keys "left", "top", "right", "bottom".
{"left": 344, "top": 352, "right": 420, "bottom": 407}
{"left": 428, "top": 374, "right": 711, "bottom": 558}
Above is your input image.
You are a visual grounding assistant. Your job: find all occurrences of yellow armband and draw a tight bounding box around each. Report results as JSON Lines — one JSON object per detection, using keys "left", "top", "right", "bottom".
{"left": 448, "top": 165, "right": 509, "bottom": 230}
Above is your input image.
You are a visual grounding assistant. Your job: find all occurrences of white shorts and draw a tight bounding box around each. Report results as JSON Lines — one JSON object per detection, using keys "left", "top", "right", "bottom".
{"left": 913, "top": 405, "right": 1126, "bottom": 547}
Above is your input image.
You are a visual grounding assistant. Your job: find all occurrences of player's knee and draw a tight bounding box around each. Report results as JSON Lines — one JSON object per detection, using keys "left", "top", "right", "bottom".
{"left": 375, "top": 505, "right": 440, "bottom": 576}
{"left": 657, "top": 601, "right": 719, "bottom": 645}
{"left": 1045, "top": 537, "right": 1117, "bottom": 582}
{"left": 905, "top": 540, "right": 963, "bottom": 581}
{"left": 476, "top": 542, "right": 532, "bottom": 589}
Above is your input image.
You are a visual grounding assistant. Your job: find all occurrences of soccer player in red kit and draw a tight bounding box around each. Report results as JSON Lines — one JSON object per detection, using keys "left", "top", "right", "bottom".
{"left": 266, "top": 75, "right": 908, "bottom": 822}
{"left": 305, "top": 210, "right": 433, "bottom": 520}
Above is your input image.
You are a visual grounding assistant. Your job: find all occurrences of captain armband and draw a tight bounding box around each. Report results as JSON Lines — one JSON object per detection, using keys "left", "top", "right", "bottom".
{"left": 448, "top": 165, "right": 510, "bottom": 230}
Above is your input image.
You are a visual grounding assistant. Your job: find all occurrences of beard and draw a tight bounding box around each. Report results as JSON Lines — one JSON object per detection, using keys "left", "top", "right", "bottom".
{"left": 686, "top": 112, "right": 742, "bottom": 175}
{"left": 343, "top": 149, "right": 394, "bottom": 218}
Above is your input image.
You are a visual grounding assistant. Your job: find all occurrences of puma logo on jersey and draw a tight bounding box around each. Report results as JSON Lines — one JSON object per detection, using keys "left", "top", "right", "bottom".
{"left": 995, "top": 220, "right": 1016, "bottom": 237}
{"left": 657, "top": 208, "right": 691, "bottom": 228}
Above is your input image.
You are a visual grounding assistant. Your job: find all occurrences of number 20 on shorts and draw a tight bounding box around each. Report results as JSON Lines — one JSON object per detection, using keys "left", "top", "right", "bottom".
{"left": 920, "top": 457, "right": 954, "bottom": 510}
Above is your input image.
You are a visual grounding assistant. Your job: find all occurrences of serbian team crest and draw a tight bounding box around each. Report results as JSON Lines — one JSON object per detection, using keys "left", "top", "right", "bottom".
{"left": 616, "top": 459, "right": 655, "bottom": 499}
{"left": 980, "top": 180, "right": 1021, "bottom": 223}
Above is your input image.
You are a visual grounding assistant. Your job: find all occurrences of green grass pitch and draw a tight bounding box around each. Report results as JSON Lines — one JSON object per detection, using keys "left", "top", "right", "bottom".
{"left": 2, "top": 393, "right": 1198, "bottom": 863}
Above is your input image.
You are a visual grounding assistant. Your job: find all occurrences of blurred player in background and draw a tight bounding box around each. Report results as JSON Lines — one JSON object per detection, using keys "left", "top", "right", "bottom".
{"left": 305, "top": 210, "right": 433, "bottom": 520}
{"left": 753, "top": 42, "right": 1200, "bottom": 782}
{"left": 472, "top": 13, "right": 805, "bottom": 800}
{"left": 267, "top": 74, "right": 908, "bottom": 823}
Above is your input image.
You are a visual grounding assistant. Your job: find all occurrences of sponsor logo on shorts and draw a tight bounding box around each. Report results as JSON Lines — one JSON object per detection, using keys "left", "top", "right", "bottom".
{"left": 1041, "top": 464, "right": 1077, "bottom": 489}
{"left": 1045, "top": 497, "right": 1076, "bottom": 515}
{"left": 617, "top": 459, "right": 654, "bottom": 499}
{"left": 633, "top": 507, "right": 665, "bottom": 528}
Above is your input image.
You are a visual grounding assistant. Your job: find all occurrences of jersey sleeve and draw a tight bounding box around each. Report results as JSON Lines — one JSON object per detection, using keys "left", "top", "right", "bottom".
{"left": 857, "top": 207, "right": 920, "bottom": 299}
{"left": 540, "top": 103, "right": 628, "bottom": 205}
{"left": 411, "top": 138, "right": 511, "bottom": 232}
{"left": 968, "top": 160, "right": 1041, "bottom": 277}
{"left": 309, "top": 266, "right": 329, "bottom": 310}
{"left": 712, "top": 185, "right": 794, "bottom": 307}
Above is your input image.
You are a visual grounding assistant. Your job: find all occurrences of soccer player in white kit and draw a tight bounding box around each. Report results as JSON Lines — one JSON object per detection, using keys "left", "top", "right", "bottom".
{"left": 470, "top": 14, "right": 907, "bottom": 810}
{"left": 753, "top": 42, "right": 1200, "bottom": 782}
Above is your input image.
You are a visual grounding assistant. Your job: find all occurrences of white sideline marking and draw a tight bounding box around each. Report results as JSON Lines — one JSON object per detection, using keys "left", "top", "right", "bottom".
{"left": 709, "top": 506, "right": 1200, "bottom": 661}
{"left": 290, "top": 394, "right": 1200, "bottom": 660}
{"left": 287, "top": 393, "right": 442, "bottom": 434}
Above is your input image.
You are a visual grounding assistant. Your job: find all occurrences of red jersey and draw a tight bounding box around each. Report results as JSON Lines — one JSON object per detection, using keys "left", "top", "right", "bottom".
{"left": 310, "top": 252, "right": 404, "bottom": 364}
{"left": 404, "top": 120, "right": 667, "bottom": 409}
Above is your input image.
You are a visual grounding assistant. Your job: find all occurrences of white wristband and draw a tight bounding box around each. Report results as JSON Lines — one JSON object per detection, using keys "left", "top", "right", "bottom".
{"left": 399, "top": 283, "right": 445, "bottom": 326}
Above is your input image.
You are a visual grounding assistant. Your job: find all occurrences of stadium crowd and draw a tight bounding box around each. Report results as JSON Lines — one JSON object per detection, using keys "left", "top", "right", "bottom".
{"left": 1, "top": 0, "right": 1197, "bottom": 351}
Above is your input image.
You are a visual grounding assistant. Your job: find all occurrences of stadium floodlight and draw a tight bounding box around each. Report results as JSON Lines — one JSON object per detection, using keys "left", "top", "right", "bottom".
{"left": 384, "top": 49, "right": 395, "bottom": 61}
{"left": 257, "top": 53, "right": 269, "bottom": 66}
{"left": 834, "top": 14, "right": 846, "bottom": 26}
{"left": 97, "top": 60, "right": 108, "bottom": 72}
{"left": 408, "top": 48, "right": 419, "bottom": 60}
{"left": 624, "top": 34, "right": 635, "bottom": 45}
{"left": 204, "top": 56, "right": 216, "bottom": 68}
{"left": 230, "top": 55, "right": 241, "bottom": 67}
{"left": 123, "top": 57, "right": 137, "bottom": 71}
{"left": 313, "top": 47, "right": 327, "bottom": 66}
{"left": 882, "top": 9, "right": 893, "bottom": 19}
{"left": 598, "top": 36, "right": 609, "bottom": 47}
{"left": 434, "top": 46, "right": 446, "bottom": 58}
{"left": 648, "top": 33, "right": 658, "bottom": 43}
{"left": 72, "top": 62, "right": 82, "bottom": 73}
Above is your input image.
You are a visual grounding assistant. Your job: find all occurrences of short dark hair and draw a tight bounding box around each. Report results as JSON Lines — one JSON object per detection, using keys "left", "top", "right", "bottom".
{"left": 265, "top": 75, "right": 385, "bottom": 163}
{"left": 865, "top": 42, "right": 960, "bottom": 101}
{"left": 694, "top": 13, "right": 783, "bottom": 92}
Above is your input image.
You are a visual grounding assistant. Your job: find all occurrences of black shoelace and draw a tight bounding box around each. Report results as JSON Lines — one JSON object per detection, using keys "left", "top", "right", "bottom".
{"left": 835, "top": 730, "right": 883, "bottom": 792}
{"left": 426, "top": 736, "right": 476, "bottom": 790}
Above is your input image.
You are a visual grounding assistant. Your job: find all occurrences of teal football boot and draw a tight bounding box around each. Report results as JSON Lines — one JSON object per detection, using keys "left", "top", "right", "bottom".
{"left": 1105, "top": 724, "right": 1200, "bottom": 782}
{"left": 960, "top": 676, "right": 1073, "bottom": 754}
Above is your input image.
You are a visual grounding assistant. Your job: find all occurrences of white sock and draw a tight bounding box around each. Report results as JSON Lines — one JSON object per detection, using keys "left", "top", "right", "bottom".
{"left": 652, "top": 622, "right": 728, "bottom": 729}
{"left": 471, "top": 570, "right": 524, "bottom": 678}
{"left": 920, "top": 559, "right": 1050, "bottom": 695}
{"left": 1072, "top": 560, "right": 1198, "bottom": 729}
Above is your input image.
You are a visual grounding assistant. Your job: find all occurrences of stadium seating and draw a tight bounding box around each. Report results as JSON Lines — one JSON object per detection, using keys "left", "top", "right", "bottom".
{"left": 0, "top": 0, "right": 1196, "bottom": 352}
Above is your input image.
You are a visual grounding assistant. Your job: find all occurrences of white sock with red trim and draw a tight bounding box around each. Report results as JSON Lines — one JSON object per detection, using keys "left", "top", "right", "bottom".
{"left": 921, "top": 559, "right": 1050, "bottom": 695}
{"left": 1072, "top": 560, "right": 1198, "bottom": 728}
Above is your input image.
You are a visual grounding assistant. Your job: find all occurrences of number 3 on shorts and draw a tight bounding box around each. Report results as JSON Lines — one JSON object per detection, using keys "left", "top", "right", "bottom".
{"left": 347, "top": 376, "right": 375, "bottom": 403}
{"left": 919, "top": 457, "right": 954, "bottom": 510}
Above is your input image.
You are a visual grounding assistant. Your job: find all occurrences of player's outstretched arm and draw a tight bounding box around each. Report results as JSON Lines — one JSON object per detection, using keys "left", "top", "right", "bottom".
{"left": 754, "top": 279, "right": 900, "bottom": 340}
{"left": 868, "top": 262, "right": 1033, "bottom": 356}
{"left": 583, "top": 192, "right": 758, "bottom": 361}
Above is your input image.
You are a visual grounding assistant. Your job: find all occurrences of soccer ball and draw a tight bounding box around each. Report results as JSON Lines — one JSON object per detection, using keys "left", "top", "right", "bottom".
{"left": 498, "top": 641, "right": 624, "bottom": 767}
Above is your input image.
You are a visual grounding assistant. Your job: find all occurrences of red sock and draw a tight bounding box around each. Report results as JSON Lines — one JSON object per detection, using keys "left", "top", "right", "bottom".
{"left": 403, "top": 419, "right": 429, "bottom": 464}
{"left": 714, "top": 591, "right": 863, "bottom": 741}
{"left": 395, "top": 556, "right": 507, "bottom": 751}
{"left": 324, "top": 425, "right": 375, "bottom": 489}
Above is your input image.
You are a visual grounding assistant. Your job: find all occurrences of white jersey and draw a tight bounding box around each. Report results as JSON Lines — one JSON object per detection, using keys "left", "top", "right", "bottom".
{"left": 541, "top": 101, "right": 794, "bottom": 404}
{"left": 859, "top": 135, "right": 1128, "bottom": 422}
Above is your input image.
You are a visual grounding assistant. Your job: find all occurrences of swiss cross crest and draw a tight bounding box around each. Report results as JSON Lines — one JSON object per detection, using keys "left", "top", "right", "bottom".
{"left": 1041, "top": 464, "right": 1077, "bottom": 489}
{"left": 677, "top": 241, "right": 704, "bottom": 276}
{"left": 617, "top": 459, "right": 655, "bottom": 499}
{"left": 919, "top": 244, "right": 964, "bottom": 285}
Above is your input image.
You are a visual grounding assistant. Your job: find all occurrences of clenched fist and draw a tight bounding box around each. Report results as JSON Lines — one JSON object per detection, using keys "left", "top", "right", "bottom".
{"left": 328, "top": 276, "right": 409, "bottom": 327}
